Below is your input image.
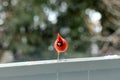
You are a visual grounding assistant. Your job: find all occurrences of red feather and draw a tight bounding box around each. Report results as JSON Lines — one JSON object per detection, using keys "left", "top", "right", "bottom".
{"left": 54, "top": 33, "right": 68, "bottom": 54}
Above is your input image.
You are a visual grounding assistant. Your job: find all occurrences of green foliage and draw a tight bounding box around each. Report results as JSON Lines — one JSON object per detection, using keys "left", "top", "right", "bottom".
{"left": 0, "top": 0, "right": 102, "bottom": 61}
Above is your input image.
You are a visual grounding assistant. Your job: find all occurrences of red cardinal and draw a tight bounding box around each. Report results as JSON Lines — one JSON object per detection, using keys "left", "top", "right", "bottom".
{"left": 54, "top": 33, "right": 68, "bottom": 60}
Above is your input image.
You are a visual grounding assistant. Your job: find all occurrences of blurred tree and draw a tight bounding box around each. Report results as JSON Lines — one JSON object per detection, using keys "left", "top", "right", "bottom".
{"left": 0, "top": 0, "right": 119, "bottom": 62}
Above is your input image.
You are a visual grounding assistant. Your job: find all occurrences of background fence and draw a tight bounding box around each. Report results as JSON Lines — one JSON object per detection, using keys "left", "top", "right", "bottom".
{"left": 0, "top": 56, "right": 120, "bottom": 80}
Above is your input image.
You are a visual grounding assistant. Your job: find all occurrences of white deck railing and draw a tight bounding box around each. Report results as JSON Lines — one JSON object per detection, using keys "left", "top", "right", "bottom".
{"left": 0, "top": 55, "right": 120, "bottom": 80}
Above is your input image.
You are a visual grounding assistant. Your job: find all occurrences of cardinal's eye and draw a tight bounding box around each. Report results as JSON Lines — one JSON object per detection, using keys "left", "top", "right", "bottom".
{"left": 57, "top": 41, "right": 63, "bottom": 47}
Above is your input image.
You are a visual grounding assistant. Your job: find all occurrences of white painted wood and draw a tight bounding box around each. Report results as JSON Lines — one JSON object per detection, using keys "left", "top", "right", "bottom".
{"left": 90, "top": 69, "right": 120, "bottom": 80}
{"left": 0, "top": 55, "right": 120, "bottom": 80}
